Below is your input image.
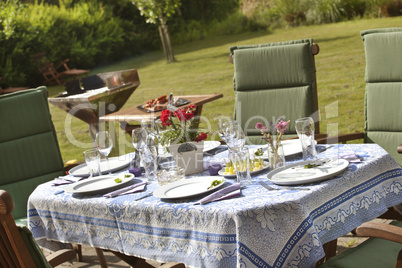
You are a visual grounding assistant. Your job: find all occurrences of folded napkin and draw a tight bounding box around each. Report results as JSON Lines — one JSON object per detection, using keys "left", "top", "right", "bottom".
{"left": 51, "top": 176, "right": 84, "bottom": 186}
{"left": 103, "top": 181, "right": 147, "bottom": 198}
{"left": 340, "top": 153, "right": 362, "bottom": 163}
{"left": 194, "top": 183, "right": 241, "bottom": 205}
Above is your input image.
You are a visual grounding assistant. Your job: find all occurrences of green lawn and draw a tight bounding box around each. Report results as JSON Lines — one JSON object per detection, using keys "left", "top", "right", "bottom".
{"left": 47, "top": 16, "right": 402, "bottom": 163}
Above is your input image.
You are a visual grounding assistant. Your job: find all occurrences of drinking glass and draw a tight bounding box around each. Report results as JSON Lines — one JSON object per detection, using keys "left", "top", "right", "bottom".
{"left": 83, "top": 148, "right": 101, "bottom": 177}
{"left": 295, "top": 117, "right": 318, "bottom": 161}
{"left": 132, "top": 128, "right": 157, "bottom": 181}
{"left": 132, "top": 128, "right": 147, "bottom": 168}
{"left": 95, "top": 131, "right": 113, "bottom": 174}
{"left": 230, "top": 147, "right": 252, "bottom": 186}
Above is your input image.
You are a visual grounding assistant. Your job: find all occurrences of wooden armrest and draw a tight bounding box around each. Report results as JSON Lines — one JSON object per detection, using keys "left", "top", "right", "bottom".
{"left": 229, "top": 53, "right": 233, "bottom": 64}
{"left": 55, "top": 59, "right": 70, "bottom": 70}
{"left": 398, "top": 144, "right": 402, "bottom": 154}
{"left": 356, "top": 222, "right": 402, "bottom": 244}
{"left": 312, "top": 43, "right": 319, "bottom": 55}
{"left": 159, "top": 263, "right": 186, "bottom": 268}
{"left": 316, "top": 132, "right": 364, "bottom": 144}
{"left": 46, "top": 248, "right": 76, "bottom": 267}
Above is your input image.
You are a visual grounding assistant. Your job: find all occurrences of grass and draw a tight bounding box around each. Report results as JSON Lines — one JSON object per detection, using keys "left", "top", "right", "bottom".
{"left": 46, "top": 16, "right": 402, "bottom": 163}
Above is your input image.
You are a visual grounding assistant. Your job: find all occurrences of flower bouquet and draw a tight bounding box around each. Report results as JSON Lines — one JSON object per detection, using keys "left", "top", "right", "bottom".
{"left": 255, "top": 118, "right": 290, "bottom": 169}
{"left": 159, "top": 104, "right": 208, "bottom": 175}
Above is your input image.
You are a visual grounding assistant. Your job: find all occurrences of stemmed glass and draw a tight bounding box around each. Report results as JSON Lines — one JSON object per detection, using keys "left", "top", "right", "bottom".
{"left": 218, "top": 118, "right": 245, "bottom": 151}
{"left": 95, "top": 131, "right": 113, "bottom": 175}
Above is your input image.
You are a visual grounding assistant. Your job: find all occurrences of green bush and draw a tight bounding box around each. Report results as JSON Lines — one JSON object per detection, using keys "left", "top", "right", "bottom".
{"left": 0, "top": 0, "right": 156, "bottom": 87}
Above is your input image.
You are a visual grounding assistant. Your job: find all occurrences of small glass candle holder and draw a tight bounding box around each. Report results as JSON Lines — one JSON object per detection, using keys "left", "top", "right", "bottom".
{"left": 156, "top": 167, "right": 185, "bottom": 186}
{"left": 208, "top": 164, "right": 222, "bottom": 176}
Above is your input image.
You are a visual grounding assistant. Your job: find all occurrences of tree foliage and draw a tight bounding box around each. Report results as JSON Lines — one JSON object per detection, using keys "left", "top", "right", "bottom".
{"left": 131, "top": 0, "right": 181, "bottom": 25}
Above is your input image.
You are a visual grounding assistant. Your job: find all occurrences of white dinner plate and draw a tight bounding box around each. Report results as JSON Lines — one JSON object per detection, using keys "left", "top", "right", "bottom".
{"left": 153, "top": 176, "right": 226, "bottom": 199}
{"left": 251, "top": 139, "right": 317, "bottom": 159}
{"left": 267, "top": 158, "right": 349, "bottom": 185}
{"left": 218, "top": 161, "right": 269, "bottom": 178}
{"left": 69, "top": 155, "right": 132, "bottom": 177}
{"left": 64, "top": 174, "right": 135, "bottom": 194}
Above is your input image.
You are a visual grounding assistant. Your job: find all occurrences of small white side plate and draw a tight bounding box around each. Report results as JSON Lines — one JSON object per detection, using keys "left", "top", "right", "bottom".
{"left": 267, "top": 158, "right": 349, "bottom": 185}
{"left": 203, "top": 141, "right": 221, "bottom": 152}
{"left": 153, "top": 176, "right": 225, "bottom": 199}
{"left": 218, "top": 161, "right": 270, "bottom": 178}
{"left": 64, "top": 174, "right": 135, "bottom": 194}
{"left": 251, "top": 139, "right": 317, "bottom": 158}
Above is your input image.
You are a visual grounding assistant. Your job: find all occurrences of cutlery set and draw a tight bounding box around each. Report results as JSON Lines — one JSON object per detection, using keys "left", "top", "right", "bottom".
{"left": 259, "top": 181, "right": 310, "bottom": 191}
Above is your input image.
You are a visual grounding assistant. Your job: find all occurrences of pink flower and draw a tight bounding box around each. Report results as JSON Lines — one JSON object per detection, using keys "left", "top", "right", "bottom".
{"left": 255, "top": 123, "right": 264, "bottom": 130}
{"left": 276, "top": 120, "right": 289, "bottom": 134}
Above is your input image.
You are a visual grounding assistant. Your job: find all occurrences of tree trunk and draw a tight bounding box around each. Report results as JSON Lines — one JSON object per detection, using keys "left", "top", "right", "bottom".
{"left": 158, "top": 23, "right": 175, "bottom": 62}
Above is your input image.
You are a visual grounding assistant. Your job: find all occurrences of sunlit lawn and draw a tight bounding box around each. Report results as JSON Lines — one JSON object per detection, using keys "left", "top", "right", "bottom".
{"left": 46, "top": 16, "right": 402, "bottom": 163}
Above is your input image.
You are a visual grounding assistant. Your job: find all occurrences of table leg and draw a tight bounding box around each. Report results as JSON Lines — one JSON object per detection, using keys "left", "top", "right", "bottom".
{"left": 109, "top": 250, "right": 154, "bottom": 267}
{"left": 95, "top": 247, "right": 108, "bottom": 268}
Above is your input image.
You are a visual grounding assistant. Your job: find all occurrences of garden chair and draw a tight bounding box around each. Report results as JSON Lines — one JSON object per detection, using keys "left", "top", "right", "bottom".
{"left": 229, "top": 38, "right": 324, "bottom": 145}
{"left": 0, "top": 87, "right": 107, "bottom": 265}
{"left": 316, "top": 27, "right": 402, "bottom": 167}
{"left": 31, "top": 52, "right": 89, "bottom": 85}
{"left": 319, "top": 220, "right": 402, "bottom": 268}
{"left": 0, "top": 189, "right": 77, "bottom": 267}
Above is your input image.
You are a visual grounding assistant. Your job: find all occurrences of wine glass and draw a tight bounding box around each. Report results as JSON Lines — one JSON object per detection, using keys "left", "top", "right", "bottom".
{"left": 218, "top": 118, "right": 231, "bottom": 146}
{"left": 95, "top": 131, "right": 113, "bottom": 175}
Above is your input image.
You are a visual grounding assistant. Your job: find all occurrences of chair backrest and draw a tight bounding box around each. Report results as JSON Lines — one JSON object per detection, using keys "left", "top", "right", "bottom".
{"left": 0, "top": 87, "right": 65, "bottom": 222}
{"left": 230, "top": 39, "right": 319, "bottom": 144}
{"left": 31, "top": 52, "right": 56, "bottom": 75}
{"left": 361, "top": 28, "right": 402, "bottom": 166}
{"left": 0, "top": 189, "right": 52, "bottom": 268}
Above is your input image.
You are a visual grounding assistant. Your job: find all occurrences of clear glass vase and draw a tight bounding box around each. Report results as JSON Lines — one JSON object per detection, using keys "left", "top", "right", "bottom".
{"left": 267, "top": 140, "right": 286, "bottom": 170}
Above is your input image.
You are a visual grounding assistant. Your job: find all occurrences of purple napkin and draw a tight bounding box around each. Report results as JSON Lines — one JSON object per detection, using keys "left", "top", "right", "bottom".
{"left": 103, "top": 181, "right": 147, "bottom": 198}
{"left": 194, "top": 183, "right": 241, "bottom": 205}
{"left": 51, "top": 176, "right": 84, "bottom": 186}
{"left": 340, "top": 153, "right": 362, "bottom": 163}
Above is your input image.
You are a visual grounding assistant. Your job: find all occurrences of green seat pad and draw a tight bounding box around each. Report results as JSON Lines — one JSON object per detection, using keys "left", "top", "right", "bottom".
{"left": 18, "top": 225, "right": 52, "bottom": 268}
{"left": 234, "top": 86, "right": 314, "bottom": 145}
{"left": 320, "top": 221, "right": 402, "bottom": 268}
{"left": 0, "top": 87, "right": 64, "bottom": 220}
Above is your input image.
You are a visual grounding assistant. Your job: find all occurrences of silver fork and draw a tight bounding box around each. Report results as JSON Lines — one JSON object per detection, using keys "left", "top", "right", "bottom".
{"left": 259, "top": 181, "right": 310, "bottom": 191}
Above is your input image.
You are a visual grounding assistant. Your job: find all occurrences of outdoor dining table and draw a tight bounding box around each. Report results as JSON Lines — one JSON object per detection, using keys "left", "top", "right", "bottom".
{"left": 27, "top": 143, "right": 402, "bottom": 268}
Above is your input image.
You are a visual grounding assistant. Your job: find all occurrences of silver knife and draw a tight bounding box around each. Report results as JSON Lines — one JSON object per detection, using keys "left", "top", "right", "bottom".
{"left": 134, "top": 192, "right": 153, "bottom": 201}
{"left": 259, "top": 181, "right": 310, "bottom": 191}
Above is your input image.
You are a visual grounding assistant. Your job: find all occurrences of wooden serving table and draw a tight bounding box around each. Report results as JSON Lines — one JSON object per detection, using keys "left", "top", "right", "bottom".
{"left": 48, "top": 69, "right": 140, "bottom": 138}
{"left": 99, "top": 93, "right": 223, "bottom": 135}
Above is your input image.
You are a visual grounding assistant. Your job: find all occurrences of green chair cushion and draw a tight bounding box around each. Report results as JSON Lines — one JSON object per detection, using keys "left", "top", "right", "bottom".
{"left": 230, "top": 39, "right": 318, "bottom": 145}
{"left": 365, "top": 83, "right": 402, "bottom": 132}
{"left": 18, "top": 225, "right": 52, "bottom": 268}
{"left": 234, "top": 85, "right": 314, "bottom": 144}
{"left": 366, "top": 131, "right": 402, "bottom": 167}
{"left": 320, "top": 221, "right": 402, "bottom": 268}
{"left": 0, "top": 87, "right": 64, "bottom": 220}
{"left": 361, "top": 28, "right": 402, "bottom": 83}
{"left": 231, "top": 39, "right": 316, "bottom": 91}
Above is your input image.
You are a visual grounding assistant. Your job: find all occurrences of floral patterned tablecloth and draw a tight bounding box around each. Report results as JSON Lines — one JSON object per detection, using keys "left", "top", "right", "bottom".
{"left": 28, "top": 144, "right": 402, "bottom": 268}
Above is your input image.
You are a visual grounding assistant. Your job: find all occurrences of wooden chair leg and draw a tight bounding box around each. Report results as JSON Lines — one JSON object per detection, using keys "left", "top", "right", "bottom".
{"left": 316, "top": 239, "right": 338, "bottom": 267}
{"left": 396, "top": 249, "right": 402, "bottom": 268}
{"left": 73, "top": 244, "right": 83, "bottom": 262}
{"left": 323, "top": 239, "right": 337, "bottom": 260}
{"left": 95, "top": 247, "right": 108, "bottom": 268}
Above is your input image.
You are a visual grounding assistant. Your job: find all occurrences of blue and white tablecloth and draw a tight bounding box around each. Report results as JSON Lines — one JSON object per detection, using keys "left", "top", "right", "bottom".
{"left": 28, "top": 144, "right": 402, "bottom": 268}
